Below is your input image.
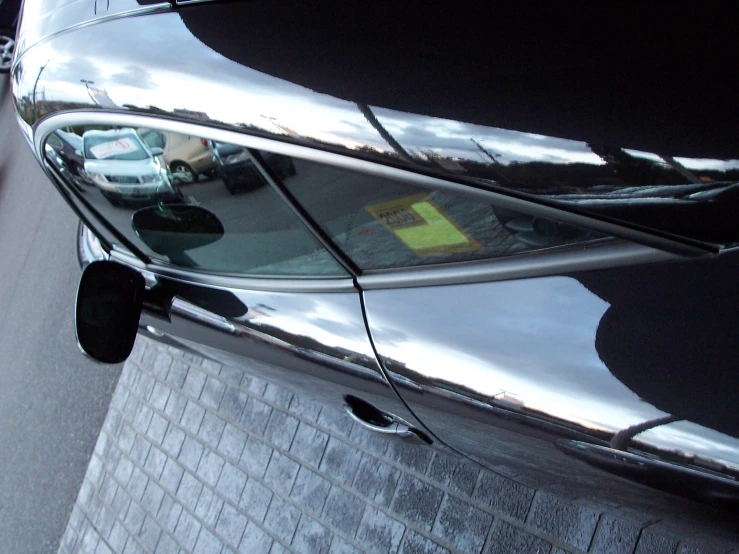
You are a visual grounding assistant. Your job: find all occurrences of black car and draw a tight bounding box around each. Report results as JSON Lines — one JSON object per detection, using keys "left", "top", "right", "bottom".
{"left": 212, "top": 141, "right": 296, "bottom": 194}
{"left": 12, "top": 0, "right": 739, "bottom": 517}
{"left": 44, "top": 129, "right": 91, "bottom": 186}
{"left": 0, "top": 0, "right": 18, "bottom": 72}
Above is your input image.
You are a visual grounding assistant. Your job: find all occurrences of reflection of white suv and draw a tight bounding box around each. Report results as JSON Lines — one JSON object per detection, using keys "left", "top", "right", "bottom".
{"left": 138, "top": 128, "right": 216, "bottom": 183}
{"left": 83, "top": 128, "right": 178, "bottom": 206}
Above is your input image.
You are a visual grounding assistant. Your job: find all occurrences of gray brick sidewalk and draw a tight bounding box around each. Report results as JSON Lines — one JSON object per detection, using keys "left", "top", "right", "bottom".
{"left": 57, "top": 337, "right": 739, "bottom": 554}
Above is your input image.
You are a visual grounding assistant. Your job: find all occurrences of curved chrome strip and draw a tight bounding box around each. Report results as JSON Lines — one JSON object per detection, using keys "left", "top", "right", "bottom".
{"left": 33, "top": 112, "right": 711, "bottom": 258}
{"left": 358, "top": 242, "right": 678, "bottom": 289}
{"left": 105, "top": 249, "right": 358, "bottom": 293}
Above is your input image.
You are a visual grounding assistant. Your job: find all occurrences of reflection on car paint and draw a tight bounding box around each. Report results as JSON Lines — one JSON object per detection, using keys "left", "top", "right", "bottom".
{"left": 13, "top": 0, "right": 739, "bottom": 511}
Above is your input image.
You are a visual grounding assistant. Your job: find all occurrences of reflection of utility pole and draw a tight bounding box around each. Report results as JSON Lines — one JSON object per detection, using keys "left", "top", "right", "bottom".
{"left": 260, "top": 115, "right": 285, "bottom": 135}
{"left": 471, "top": 138, "right": 510, "bottom": 183}
{"left": 356, "top": 103, "right": 415, "bottom": 164}
{"left": 470, "top": 138, "right": 500, "bottom": 165}
{"left": 659, "top": 155, "right": 702, "bottom": 184}
{"left": 80, "top": 79, "right": 97, "bottom": 104}
{"left": 32, "top": 60, "right": 49, "bottom": 121}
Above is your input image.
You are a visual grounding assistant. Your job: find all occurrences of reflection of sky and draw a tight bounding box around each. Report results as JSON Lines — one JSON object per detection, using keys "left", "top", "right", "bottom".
{"left": 372, "top": 108, "right": 606, "bottom": 166}
{"left": 25, "top": 16, "right": 388, "bottom": 151}
{"left": 639, "top": 421, "right": 739, "bottom": 470}
{"left": 232, "top": 290, "right": 378, "bottom": 363}
{"left": 367, "top": 277, "right": 739, "bottom": 469}
{"left": 623, "top": 150, "right": 739, "bottom": 173}
{"left": 366, "top": 277, "right": 667, "bottom": 432}
{"left": 23, "top": 11, "right": 739, "bottom": 175}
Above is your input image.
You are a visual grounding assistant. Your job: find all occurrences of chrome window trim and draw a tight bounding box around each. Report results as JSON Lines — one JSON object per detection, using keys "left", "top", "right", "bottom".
{"left": 106, "top": 249, "right": 358, "bottom": 293}
{"left": 358, "top": 241, "right": 679, "bottom": 289}
{"left": 34, "top": 111, "right": 713, "bottom": 258}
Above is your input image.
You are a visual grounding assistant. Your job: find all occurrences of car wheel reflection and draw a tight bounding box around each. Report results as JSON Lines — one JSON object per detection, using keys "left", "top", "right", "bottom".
{"left": 170, "top": 161, "right": 198, "bottom": 184}
{"left": 0, "top": 34, "right": 13, "bottom": 72}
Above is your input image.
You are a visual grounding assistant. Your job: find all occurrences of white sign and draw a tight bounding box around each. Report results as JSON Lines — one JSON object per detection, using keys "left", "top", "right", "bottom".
{"left": 89, "top": 137, "right": 140, "bottom": 159}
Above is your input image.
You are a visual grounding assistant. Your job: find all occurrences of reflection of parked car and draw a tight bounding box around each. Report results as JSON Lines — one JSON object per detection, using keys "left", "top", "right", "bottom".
{"left": 138, "top": 128, "right": 215, "bottom": 183}
{"left": 212, "top": 141, "right": 296, "bottom": 194}
{"left": 82, "top": 128, "right": 179, "bottom": 206}
{"left": 0, "top": 0, "right": 19, "bottom": 72}
{"left": 45, "top": 130, "right": 91, "bottom": 184}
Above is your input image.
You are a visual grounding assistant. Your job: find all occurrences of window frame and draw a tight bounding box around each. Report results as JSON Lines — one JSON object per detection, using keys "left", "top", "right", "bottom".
{"left": 36, "top": 112, "right": 689, "bottom": 291}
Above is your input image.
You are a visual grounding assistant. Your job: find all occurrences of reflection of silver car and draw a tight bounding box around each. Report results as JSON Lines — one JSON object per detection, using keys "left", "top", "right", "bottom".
{"left": 82, "top": 128, "right": 177, "bottom": 205}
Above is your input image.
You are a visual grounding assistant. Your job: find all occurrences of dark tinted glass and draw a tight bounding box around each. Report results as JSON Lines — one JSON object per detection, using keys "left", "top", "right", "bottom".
{"left": 277, "top": 157, "right": 601, "bottom": 270}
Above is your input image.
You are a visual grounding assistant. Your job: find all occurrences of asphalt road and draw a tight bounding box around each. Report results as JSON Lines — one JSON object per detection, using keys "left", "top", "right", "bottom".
{"left": 0, "top": 77, "right": 121, "bottom": 552}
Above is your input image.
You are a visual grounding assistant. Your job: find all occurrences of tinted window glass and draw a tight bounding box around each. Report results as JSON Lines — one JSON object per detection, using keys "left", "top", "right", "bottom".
{"left": 276, "top": 157, "right": 601, "bottom": 270}
{"left": 139, "top": 129, "right": 166, "bottom": 149}
{"left": 45, "top": 125, "right": 346, "bottom": 277}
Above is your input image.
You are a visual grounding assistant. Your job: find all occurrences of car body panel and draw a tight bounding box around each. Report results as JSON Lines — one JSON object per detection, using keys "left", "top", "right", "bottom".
{"left": 11, "top": 0, "right": 739, "bottom": 511}
{"left": 10, "top": 7, "right": 737, "bottom": 251}
{"left": 135, "top": 278, "right": 428, "bottom": 434}
{"left": 362, "top": 250, "right": 739, "bottom": 499}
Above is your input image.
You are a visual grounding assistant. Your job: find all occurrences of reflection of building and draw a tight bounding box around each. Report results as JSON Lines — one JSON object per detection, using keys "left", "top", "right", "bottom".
{"left": 173, "top": 108, "right": 208, "bottom": 121}
{"left": 88, "top": 87, "right": 118, "bottom": 108}
{"left": 433, "top": 156, "right": 466, "bottom": 173}
{"left": 491, "top": 391, "right": 524, "bottom": 410}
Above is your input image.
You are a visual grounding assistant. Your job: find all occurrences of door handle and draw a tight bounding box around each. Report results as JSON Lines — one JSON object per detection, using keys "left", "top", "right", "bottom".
{"left": 343, "top": 395, "right": 430, "bottom": 443}
{"left": 344, "top": 404, "right": 416, "bottom": 438}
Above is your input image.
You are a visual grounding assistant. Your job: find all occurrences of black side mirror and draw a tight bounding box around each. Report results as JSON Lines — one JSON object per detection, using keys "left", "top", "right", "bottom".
{"left": 75, "top": 261, "right": 145, "bottom": 363}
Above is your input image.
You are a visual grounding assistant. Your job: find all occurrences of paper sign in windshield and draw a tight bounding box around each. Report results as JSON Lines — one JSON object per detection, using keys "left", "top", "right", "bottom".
{"left": 89, "top": 137, "right": 140, "bottom": 159}
{"left": 366, "top": 194, "right": 481, "bottom": 256}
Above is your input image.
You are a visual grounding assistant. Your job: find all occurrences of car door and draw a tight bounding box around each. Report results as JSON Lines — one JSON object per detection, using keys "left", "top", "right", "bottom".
{"left": 40, "top": 115, "right": 430, "bottom": 442}
{"left": 274, "top": 148, "right": 739, "bottom": 506}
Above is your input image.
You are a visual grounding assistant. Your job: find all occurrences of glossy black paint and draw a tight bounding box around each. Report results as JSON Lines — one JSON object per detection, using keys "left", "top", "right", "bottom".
{"left": 75, "top": 261, "right": 144, "bottom": 363}
{"left": 11, "top": 0, "right": 739, "bottom": 514}
{"left": 0, "top": 0, "right": 18, "bottom": 28}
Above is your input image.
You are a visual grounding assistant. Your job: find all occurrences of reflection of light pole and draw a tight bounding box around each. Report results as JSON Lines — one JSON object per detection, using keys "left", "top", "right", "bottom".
{"left": 32, "top": 60, "right": 49, "bottom": 121}
{"left": 260, "top": 114, "right": 282, "bottom": 134}
{"left": 80, "top": 79, "right": 96, "bottom": 104}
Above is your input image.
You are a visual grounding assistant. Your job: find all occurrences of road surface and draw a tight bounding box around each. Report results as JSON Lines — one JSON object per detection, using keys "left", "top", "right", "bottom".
{"left": 0, "top": 76, "right": 121, "bottom": 553}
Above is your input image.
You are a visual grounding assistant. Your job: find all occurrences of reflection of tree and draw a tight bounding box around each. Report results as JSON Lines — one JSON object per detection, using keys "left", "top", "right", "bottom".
{"left": 246, "top": 319, "right": 378, "bottom": 372}
{"left": 16, "top": 96, "right": 95, "bottom": 126}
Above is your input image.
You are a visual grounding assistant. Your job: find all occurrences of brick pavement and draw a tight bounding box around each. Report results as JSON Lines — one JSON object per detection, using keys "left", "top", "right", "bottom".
{"left": 57, "top": 337, "right": 739, "bottom": 554}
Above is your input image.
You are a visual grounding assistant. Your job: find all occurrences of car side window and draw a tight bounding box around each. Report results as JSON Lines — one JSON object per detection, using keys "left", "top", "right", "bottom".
{"left": 273, "top": 156, "right": 602, "bottom": 270}
{"left": 139, "top": 129, "right": 166, "bottom": 149}
{"left": 44, "top": 125, "right": 347, "bottom": 278}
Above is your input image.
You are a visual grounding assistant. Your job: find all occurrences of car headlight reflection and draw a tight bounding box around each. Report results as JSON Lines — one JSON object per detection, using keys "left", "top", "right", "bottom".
{"left": 87, "top": 172, "right": 107, "bottom": 185}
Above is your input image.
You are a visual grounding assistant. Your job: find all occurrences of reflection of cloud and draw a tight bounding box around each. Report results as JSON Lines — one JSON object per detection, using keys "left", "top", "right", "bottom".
{"left": 46, "top": 55, "right": 100, "bottom": 83}
{"left": 110, "top": 65, "right": 157, "bottom": 90}
{"left": 373, "top": 107, "right": 605, "bottom": 166}
{"left": 626, "top": 149, "right": 739, "bottom": 172}
{"left": 640, "top": 421, "right": 739, "bottom": 470}
{"left": 674, "top": 157, "right": 739, "bottom": 171}
{"left": 366, "top": 276, "right": 666, "bottom": 433}
{"left": 233, "top": 290, "right": 378, "bottom": 361}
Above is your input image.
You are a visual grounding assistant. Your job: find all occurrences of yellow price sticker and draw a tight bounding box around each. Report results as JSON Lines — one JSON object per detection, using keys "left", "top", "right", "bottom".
{"left": 366, "top": 194, "right": 480, "bottom": 256}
